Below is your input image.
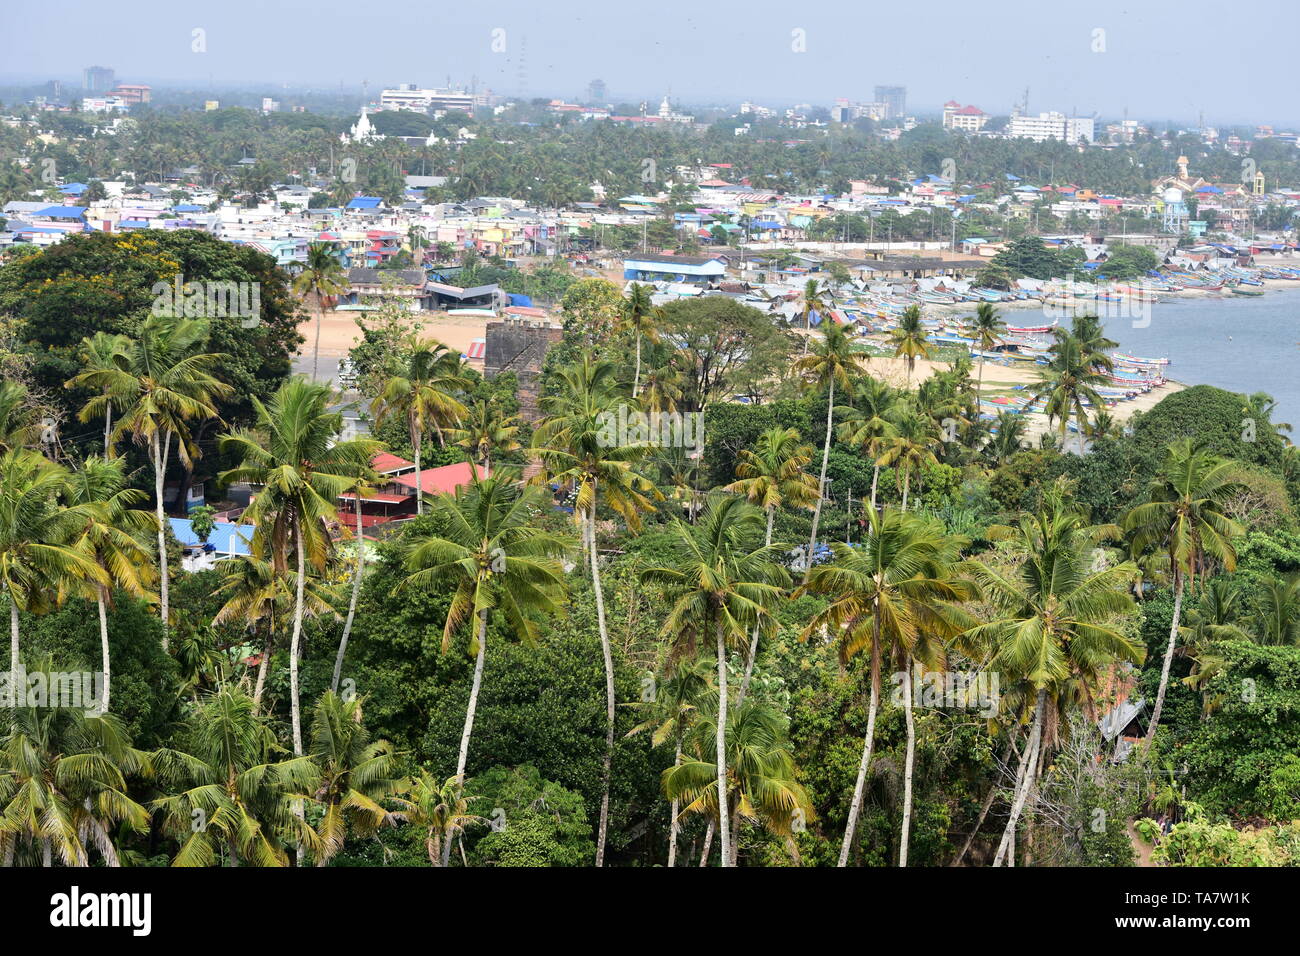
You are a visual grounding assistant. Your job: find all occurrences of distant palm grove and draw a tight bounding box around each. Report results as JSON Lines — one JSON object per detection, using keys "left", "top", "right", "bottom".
{"left": 3, "top": 232, "right": 1300, "bottom": 867}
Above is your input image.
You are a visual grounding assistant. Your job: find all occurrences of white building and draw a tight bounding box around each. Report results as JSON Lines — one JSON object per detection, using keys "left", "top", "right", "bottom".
{"left": 379, "top": 85, "right": 475, "bottom": 114}
{"left": 81, "top": 96, "right": 128, "bottom": 113}
{"left": 942, "top": 101, "right": 989, "bottom": 132}
{"left": 1007, "top": 111, "right": 1094, "bottom": 145}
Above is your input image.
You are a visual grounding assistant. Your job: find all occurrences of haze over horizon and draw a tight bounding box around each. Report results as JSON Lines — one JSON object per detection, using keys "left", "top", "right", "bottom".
{"left": 1, "top": 0, "right": 1295, "bottom": 126}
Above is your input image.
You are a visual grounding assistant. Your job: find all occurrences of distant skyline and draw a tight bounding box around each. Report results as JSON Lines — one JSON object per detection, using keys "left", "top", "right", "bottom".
{"left": 2, "top": 0, "right": 1296, "bottom": 127}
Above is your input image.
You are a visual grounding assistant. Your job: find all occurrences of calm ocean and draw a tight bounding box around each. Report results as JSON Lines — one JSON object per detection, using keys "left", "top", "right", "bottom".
{"left": 1094, "top": 287, "right": 1300, "bottom": 426}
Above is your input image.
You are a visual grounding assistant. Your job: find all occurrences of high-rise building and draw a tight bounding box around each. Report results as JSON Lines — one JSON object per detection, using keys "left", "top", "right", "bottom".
{"left": 874, "top": 85, "right": 906, "bottom": 120}
{"left": 586, "top": 78, "right": 607, "bottom": 104}
{"left": 83, "top": 66, "right": 116, "bottom": 93}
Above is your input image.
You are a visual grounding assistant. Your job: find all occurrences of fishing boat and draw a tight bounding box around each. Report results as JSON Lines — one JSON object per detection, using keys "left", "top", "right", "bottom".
{"left": 1231, "top": 286, "right": 1264, "bottom": 297}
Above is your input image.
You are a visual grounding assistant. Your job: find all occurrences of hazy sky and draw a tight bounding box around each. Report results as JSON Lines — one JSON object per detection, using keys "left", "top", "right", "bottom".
{"left": 2, "top": 0, "right": 1294, "bottom": 125}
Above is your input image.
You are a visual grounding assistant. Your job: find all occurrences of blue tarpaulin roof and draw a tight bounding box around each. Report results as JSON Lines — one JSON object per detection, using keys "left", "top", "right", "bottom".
{"left": 37, "top": 206, "right": 87, "bottom": 218}
{"left": 346, "top": 196, "right": 382, "bottom": 209}
{"left": 170, "top": 518, "right": 253, "bottom": 556}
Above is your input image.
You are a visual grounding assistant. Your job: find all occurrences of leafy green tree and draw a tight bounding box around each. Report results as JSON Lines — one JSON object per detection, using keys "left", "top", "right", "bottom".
{"left": 151, "top": 686, "right": 317, "bottom": 866}
{"left": 793, "top": 322, "right": 869, "bottom": 582}
{"left": 798, "top": 508, "right": 972, "bottom": 866}
{"left": 724, "top": 427, "right": 819, "bottom": 695}
{"left": 0, "top": 700, "right": 150, "bottom": 866}
{"left": 68, "top": 315, "right": 231, "bottom": 646}
{"left": 966, "top": 492, "right": 1141, "bottom": 864}
{"left": 371, "top": 336, "right": 471, "bottom": 515}
{"left": 0, "top": 450, "right": 106, "bottom": 682}
{"left": 1124, "top": 439, "right": 1243, "bottom": 743}
{"left": 889, "top": 305, "right": 932, "bottom": 384}
{"left": 219, "top": 379, "right": 379, "bottom": 758}
{"left": 532, "top": 355, "right": 658, "bottom": 865}
{"left": 662, "top": 698, "right": 814, "bottom": 866}
{"left": 397, "top": 476, "right": 569, "bottom": 863}
{"left": 293, "top": 242, "right": 350, "bottom": 381}
{"left": 642, "top": 494, "right": 789, "bottom": 867}
{"left": 63, "top": 455, "right": 158, "bottom": 712}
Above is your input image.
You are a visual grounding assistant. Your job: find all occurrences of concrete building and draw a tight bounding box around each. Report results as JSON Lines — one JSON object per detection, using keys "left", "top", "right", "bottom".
{"left": 83, "top": 66, "right": 116, "bottom": 92}
{"left": 379, "top": 85, "right": 475, "bottom": 114}
{"left": 484, "top": 317, "right": 564, "bottom": 418}
{"left": 942, "top": 101, "right": 989, "bottom": 132}
{"left": 1007, "top": 111, "right": 1095, "bottom": 145}
{"left": 873, "top": 85, "right": 906, "bottom": 120}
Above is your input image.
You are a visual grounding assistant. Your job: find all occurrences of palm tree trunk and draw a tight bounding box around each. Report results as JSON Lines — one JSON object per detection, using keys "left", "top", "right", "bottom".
{"left": 445, "top": 608, "right": 488, "bottom": 867}
{"left": 588, "top": 502, "right": 615, "bottom": 868}
{"left": 739, "top": 506, "right": 776, "bottom": 702}
{"left": 413, "top": 427, "right": 424, "bottom": 516}
{"left": 899, "top": 658, "right": 917, "bottom": 866}
{"left": 311, "top": 295, "right": 323, "bottom": 381}
{"left": 253, "top": 625, "right": 271, "bottom": 714}
{"left": 97, "top": 587, "right": 111, "bottom": 713}
{"left": 290, "top": 522, "right": 306, "bottom": 758}
{"left": 332, "top": 499, "right": 365, "bottom": 693}
{"left": 805, "top": 378, "right": 834, "bottom": 584}
{"left": 103, "top": 405, "right": 112, "bottom": 454}
{"left": 667, "top": 738, "right": 682, "bottom": 867}
{"left": 455, "top": 609, "right": 488, "bottom": 781}
{"left": 1146, "top": 568, "right": 1184, "bottom": 744}
{"left": 699, "top": 820, "right": 715, "bottom": 866}
{"left": 901, "top": 467, "right": 910, "bottom": 512}
{"left": 715, "top": 617, "right": 732, "bottom": 867}
{"left": 993, "top": 688, "right": 1045, "bottom": 867}
{"left": 976, "top": 355, "right": 985, "bottom": 402}
{"left": 633, "top": 333, "right": 642, "bottom": 398}
{"left": 838, "top": 612, "right": 882, "bottom": 866}
{"left": 152, "top": 432, "right": 170, "bottom": 649}
{"left": 952, "top": 731, "right": 1018, "bottom": 866}
{"left": 870, "top": 462, "right": 880, "bottom": 514}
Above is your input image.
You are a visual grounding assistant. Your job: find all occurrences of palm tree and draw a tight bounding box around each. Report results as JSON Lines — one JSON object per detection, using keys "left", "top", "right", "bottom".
{"left": 1124, "top": 439, "right": 1243, "bottom": 743}
{"left": 0, "top": 450, "right": 107, "bottom": 687}
{"left": 626, "top": 656, "right": 712, "bottom": 866}
{"left": 1254, "top": 573, "right": 1300, "bottom": 645}
{"left": 889, "top": 305, "right": 933, "bottom": 384}
{"left": 1178, "top": 577, "right": 1250, "bottom": 715}
{"left": 371, "top": 337, "right": 470, "bottom": 516}
{"left": 63, "top": 456, "right": 158, "bottom": 712}
{"left": 1028, "top": 330, "right": 1108, "bottom": 453}
{"left": 397, "top": 475, "right": 569, "bottom": 864}
{"left": 641, "top": 494, "right": 789, "bottom": 867}
{"left": 283, "top": 690, "right": 400, "bottom": 865}
{"left": 984, "top": 410, "right": 1028, "bottom": 465}
{"left": 219, "top": 379, "right": 380, "bottom": 759}
{"left": 793, "top": 322, "right": 869, "bottom": 583}
{"left": 0, "top": 381, "right": 37, "bottom": 454}
{"left": 67, "top": 315, "right": 231, "bottom": 647}
{"left": 640, "top": 366, "right": 684, "bottom": 414}
{"left": 0, "top": 700, "right": 150, "bottom": 866}
{"left": 331, "top": 459, "right": 380, "bottom": 696}
{"left": 392, "top": 771, "right": 486, "bottom": 866}
{"left": 797, "top": 278, "right": 830, "bottom": 355}
{"left": 622, "top": 282, "right": 660, "bottom": 397}
{"left": 876, "top": 404, "right": 939, "bottom": 512}
{"left": 532, "top": 355, "right": 659, "bottom": 866}
{"left": 723, "top": 427, "right": 818, "bottom": 697}
{"left": 965, "top": 494, "right": 1142, "bottom": 864}
{"left": 797, "top": 508, "right": 973, "bottom": 866}
{"left": 151, "top": 686, "right": 318, "bottom": 866}
{"left": 69, "top": 331, "right": 132, "bottom": 452}
{"left": 294, "top": 242, "right": 350, "bottom": 381}
{"left": 213, "top": 550, "right": 338, "bottom": 713}
{"left": 449, "top": 397, "right": 520, "bottom": 470}
{"left": 837, "top": 376, "right": 901, "bottom": 512}
{"left": 966, "top": 302, "right": 1006, "bottom": 399}
{"left": 662, "top": 697, "right": 815, "bottom": 866}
